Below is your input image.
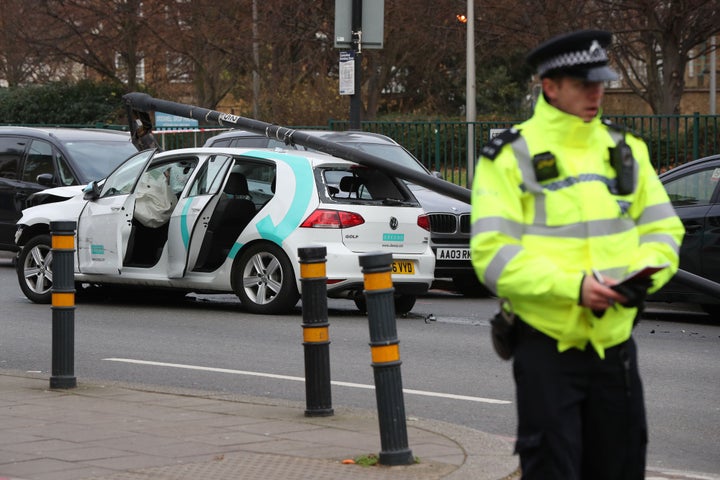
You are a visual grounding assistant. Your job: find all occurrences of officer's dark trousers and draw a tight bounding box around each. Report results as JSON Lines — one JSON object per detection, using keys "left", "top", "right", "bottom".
{"left": 512, "top": 325, "right": 647, "bottom": 479}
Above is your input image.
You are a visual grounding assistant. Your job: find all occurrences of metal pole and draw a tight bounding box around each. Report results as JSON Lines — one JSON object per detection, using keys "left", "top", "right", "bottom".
{"left": 350, "top": 0, "right": 363, "bottom": 129}
{"left": 122, "top": 92, "right": 472, "bottom": 203}
{"left": 49, "top": 221, "right": 77, "bottom": 389}
{"left": 466, "top": 0, "right": 476, "bottom": 185}
{"left": 710, "top": 35, "right": 716, "bottom": 115}
{"left": 359, "top": 252, "right": 413, "bottom": 466}
{"left": 298, "top": 246, "right": 333, "bottom": 417}
{"left": 252, "top": 0, "right": 260, "bottom": 119}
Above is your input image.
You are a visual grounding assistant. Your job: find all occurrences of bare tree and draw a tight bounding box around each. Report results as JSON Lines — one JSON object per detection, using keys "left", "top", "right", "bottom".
{"left": 598, "top": 0, "right": 720, "bottom": 114}
{"left": 19, "top": 0, "right": 161, "bottom": 91}
{"left": 0, "top": 0, "right": 79, "bottom": 86}
{"left": 149, "top": 0, "right": 253, "bottom": 109}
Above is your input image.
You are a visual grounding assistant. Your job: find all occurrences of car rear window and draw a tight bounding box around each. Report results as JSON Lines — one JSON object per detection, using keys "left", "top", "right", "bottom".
{"left": 321, "top": 166, "right": 417, "bottom": 206}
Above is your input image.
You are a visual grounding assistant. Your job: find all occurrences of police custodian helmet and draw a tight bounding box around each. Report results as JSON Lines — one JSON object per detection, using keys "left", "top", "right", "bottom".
{"left": 526, "top": 30, "right": 619, "bottom": 82}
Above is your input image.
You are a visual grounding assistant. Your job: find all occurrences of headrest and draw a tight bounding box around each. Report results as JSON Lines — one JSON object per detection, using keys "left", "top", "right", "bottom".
{"left": 224, "top": 173, "right": 249, "bottom": 196}
{"left": 339, "top": 176, "right": 362, "bottom": 192}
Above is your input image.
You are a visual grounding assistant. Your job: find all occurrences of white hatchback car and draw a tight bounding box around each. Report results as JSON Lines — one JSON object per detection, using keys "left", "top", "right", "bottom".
{"left": 15, "top": 147, "right": 435, "bottom": 314}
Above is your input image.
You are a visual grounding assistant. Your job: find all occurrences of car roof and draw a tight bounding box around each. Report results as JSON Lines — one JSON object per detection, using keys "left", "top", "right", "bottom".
{"left": 0, "top": 126, "right": 131, "bottom": 142}
{"left": 206, "top": 128, "right": 400, "bottom": 146}
{"left": 659, "top": 153, "right": 720, "bottom": 181}
{"left": 160, "top": 146, "right": 359, "bottom": 168}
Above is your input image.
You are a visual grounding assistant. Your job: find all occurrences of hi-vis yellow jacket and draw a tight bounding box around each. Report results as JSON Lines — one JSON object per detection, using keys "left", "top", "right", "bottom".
{"left": 470, "top": 94, "right": 685, "bottom": 357}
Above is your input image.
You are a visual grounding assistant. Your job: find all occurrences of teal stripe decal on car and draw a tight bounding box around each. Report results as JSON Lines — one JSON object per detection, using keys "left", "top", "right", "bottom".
{"left": 227, "top": 151, "right": 314, "bottom": 259}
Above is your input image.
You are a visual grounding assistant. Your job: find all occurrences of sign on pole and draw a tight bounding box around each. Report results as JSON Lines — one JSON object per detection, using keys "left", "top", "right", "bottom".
{"left": 339, "top": 51, "right": 355, "bottom": 95}
{"left": 334, "top": 0, "right": 384, "bottom": 49}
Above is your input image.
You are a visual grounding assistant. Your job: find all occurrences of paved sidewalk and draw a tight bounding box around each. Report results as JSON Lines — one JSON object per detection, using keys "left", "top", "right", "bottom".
{"left": 1, "top": 371, "right": 717, "bottom": 480}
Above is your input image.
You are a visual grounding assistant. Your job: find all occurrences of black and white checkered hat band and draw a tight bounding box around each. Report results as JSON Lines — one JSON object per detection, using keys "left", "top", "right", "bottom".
{"left": 537, "top": 45, "right": 609, "bottom": 76}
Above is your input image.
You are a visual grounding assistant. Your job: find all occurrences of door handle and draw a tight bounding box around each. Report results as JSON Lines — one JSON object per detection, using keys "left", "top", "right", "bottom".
{"left": 111, "top": 206, "right": 122, "bottom": 211}
{"left": 684, "top": 224, "right": 702, "bottom": 233}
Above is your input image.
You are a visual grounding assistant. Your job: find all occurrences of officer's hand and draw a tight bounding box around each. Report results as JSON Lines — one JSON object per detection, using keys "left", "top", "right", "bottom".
{"left": 580, "top": 274, "right": 627, "bottom": 313}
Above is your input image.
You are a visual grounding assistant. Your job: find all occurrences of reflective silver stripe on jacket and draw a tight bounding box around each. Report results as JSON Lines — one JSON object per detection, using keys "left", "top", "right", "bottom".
{"left": 539, "top": 173, "right": 615, "bottom": 191}
{"left": 471, "top": 217, "right": 524, "bottom": 240}
{"left": 511, "top": 137, "right": 547, "bottom": 225}
{"left": 639, "top": 233, "right": 680, "bottom": 254}
{"left": 472, "top": 216, "right": 636, "bottom": 239}
{"left": 637, "top": 202, "right": 677, "bottom": 225}
{"left": 483, "top": 244, "right": 522, "bottom": 293}
{"left": 524, "top": 217, "right": 636, "bottom": 238}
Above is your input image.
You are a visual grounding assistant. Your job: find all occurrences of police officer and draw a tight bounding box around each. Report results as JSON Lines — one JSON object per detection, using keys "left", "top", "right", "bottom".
{"left": 470, "top": 30, "right": 684, "bottom": 479}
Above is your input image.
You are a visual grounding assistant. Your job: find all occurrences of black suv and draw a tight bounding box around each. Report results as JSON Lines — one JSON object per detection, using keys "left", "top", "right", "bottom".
{"left": 204, "top": 129, "right": 490, "bottom": 297}
{"left": 0, "top": 127, "right": 138, "bottom": 251}
{"left": 651, "top": 154, "right": 720, "bottom": 316}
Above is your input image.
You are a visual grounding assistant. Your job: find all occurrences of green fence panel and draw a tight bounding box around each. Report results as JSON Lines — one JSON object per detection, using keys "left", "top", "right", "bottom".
{"left": 7, "top": 114, "right": 718, "bottom": 185}
{"left": 331, "top": 114, "right": 719, "bottom": 185}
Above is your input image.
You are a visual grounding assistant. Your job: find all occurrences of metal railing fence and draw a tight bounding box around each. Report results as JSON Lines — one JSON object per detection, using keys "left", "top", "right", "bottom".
{"left": 330, "top": 114, "right": 719, "bottom": 187}
{"left": 5, "top": 113, "right": 717, "bottom": 187}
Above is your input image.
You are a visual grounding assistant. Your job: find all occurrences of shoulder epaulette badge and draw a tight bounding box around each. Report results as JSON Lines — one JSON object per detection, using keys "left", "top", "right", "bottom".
{"left": 481, "top": 128, "right": 521, "bottom": 160}
{"left": 602, "top": 119, "right": 639, "bottom": 138}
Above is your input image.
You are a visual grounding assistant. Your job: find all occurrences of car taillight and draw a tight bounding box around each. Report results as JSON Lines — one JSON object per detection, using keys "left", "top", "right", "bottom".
{"left": 417, "top": 214, "right": 431, "bottom": 231}
{"left": 300, "top": 209, "right": 365, "bottom": 228}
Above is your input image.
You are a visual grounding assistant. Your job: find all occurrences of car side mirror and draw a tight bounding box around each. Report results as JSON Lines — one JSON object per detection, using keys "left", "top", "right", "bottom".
{"left": 36, "top": 173, "right": 57, "bottom": 187}
{"left": 432, "top": 171, "right": 443, "bottom": 179}
{"left": 83, "top": 181, "right": 101, "bottom": 200}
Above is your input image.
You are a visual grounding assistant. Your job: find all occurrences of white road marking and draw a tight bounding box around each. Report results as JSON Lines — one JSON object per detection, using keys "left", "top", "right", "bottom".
{"left": 103, "top": 357, "right": 512, "bottom": 405}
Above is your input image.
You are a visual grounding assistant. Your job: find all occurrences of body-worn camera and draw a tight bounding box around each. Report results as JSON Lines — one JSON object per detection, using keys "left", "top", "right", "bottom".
{"left": 609, "top": 139, "right": 635, "bottom": 195}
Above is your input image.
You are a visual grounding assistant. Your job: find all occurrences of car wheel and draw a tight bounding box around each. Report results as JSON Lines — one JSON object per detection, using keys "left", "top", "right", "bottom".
{"left": 17, "top": 235, "right": 53, "bottom": 304}
{"left": 232, "top": 242, "right": 299, "bottom": 314}
{"left": 394, "top": 294, "right": 417, "bottom": 314}
{"left": 353, "top": 293, "right": 417, "bottom": 315}
{"left": 452, "top": 274, "right": 493, "bottom": 298}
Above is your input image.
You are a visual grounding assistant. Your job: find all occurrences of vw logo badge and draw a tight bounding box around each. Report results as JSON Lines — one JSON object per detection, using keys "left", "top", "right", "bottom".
{"left": 389, "top": 217, "right": 398, "bottom": 230}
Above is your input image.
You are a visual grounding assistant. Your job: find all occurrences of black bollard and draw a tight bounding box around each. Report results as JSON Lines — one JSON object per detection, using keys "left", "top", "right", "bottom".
{"left": 299, "top": 246, "right": 333, "bottom": 417}
{"left": 49, "top": 221, "right": 77, "bottom": 389}
{"left": 358, "top": 252, "right": 414, "bottom": 466}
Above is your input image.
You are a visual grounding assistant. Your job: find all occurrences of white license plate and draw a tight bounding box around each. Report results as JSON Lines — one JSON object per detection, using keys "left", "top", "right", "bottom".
{"left": 436, "top": 248, "right": 470, "bottom": 261}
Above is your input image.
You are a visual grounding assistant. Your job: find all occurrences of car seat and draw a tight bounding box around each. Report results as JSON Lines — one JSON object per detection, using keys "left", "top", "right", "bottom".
{"left": 195, "top": 172, "right": 256, "bottom": 271}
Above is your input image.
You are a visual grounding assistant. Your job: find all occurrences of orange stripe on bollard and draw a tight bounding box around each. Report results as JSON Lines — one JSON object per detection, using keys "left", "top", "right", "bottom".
{"left": 363, "top": 271, "right": 392, "bottom": 290}
{"left": 303, "top": 326, "right": 329, "bottom": 343}
{"left": 52, "top": 292, "right": 75, "bottom": 307}
{"left": 371, "top": 343, "right": 400, "bottom": 363}
{"left": 300, "top": 262, "right": 326, "bottom": 279}
{"left": 52, "top": 235, "right": 75, "bottom": 249}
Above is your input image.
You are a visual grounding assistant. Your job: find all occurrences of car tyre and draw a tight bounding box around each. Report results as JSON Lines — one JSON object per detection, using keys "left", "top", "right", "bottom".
{"left": 353, "top": 293, "right": 417, "bottom": 315}
{"left": 17, "top": 235, "right": 53, "bottom": 304}
{"left": 232, "top": 242, "right": 299, "bottom": 314}
{"left": 452, "top": 274, "right": 493, "bottom": 298}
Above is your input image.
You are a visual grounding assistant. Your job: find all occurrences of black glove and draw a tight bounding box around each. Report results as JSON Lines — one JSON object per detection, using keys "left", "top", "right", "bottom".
{"left": 611, "top": 277, "right": 653, "bottom": 308}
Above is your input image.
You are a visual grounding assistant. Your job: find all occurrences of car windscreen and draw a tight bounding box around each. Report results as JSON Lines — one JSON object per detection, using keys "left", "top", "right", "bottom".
{"left": 336, "top": 143, "right": 429, "bottom": 175}
{"left": 63, "top": 140, "right": 139, "bottom": 183}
